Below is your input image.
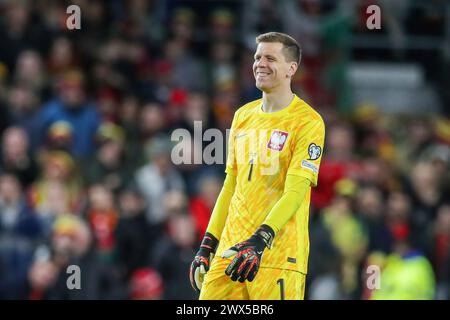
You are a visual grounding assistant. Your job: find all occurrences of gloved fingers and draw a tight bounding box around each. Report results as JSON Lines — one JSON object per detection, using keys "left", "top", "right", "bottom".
{"left": 237, "top": 255, "right": 253, "bottom": 283}
{"left": 230, "top": 267, "right": 240, "bottom": 281}
{"left": 246, "top": 257, "right": 260, "bottom": 282}
{"left": 189, "top": 262, "right": 200, "bottom": 292}
{"left": 198, "top": 256, "right": 210, "bottom": 273}
{"left": 194, "top": 265, "right": 203, "bottom": 291}
{"left": 225, "top": 253, "right": 244, "bottom": 277}
{"left": 190, "top": 256, "right": 210, "bottom": 292}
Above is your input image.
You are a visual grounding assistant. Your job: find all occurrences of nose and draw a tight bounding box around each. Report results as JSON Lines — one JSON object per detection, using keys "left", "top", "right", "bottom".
{"left": 255, "top": 57, "right": 267, "bottom": 69}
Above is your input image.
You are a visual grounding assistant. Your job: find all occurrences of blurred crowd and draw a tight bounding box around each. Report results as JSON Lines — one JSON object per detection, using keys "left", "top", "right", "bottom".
{"left": 0, "top": 0, "right": 449, "bottom": 300}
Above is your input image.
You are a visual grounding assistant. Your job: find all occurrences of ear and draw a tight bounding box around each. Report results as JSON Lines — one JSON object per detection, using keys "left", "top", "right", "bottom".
{"left": 287, "top": 62, "right": 298, "bottom": 78}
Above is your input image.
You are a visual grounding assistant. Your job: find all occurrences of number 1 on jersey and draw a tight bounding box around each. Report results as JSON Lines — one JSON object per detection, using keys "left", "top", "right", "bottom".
{"left": 277, "top": 278, "right": 285, "bottom": 300}
{"left": 248, "top": 159, "right": 254, "bottom": 181}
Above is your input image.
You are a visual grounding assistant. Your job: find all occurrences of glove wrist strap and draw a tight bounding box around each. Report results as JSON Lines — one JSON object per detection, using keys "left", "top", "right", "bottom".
{"left": 200, "top": 232, "right": 219, "bottom": 253}
{"left": 255, "top": 224, "right": 275, "bottom": 249}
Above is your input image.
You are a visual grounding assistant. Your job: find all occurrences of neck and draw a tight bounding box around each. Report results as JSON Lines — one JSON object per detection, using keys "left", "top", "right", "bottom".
{"left": 261, "top": 88, "right": 294, "bottom": 113}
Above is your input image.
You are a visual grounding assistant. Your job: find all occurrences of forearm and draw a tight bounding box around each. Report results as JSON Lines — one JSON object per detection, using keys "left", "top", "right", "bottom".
{"left": 263, "top": 175, "right": 310, "bottom": 234}
{"left": 205, "top": 173, "right": 236, "bottom": 239}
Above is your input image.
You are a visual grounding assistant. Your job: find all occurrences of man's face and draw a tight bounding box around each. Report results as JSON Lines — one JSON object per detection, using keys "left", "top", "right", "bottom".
{"left": 60, "top": 84, "right": 85, "bottom": 108}
{"left": 253, "top": 42, "right": 295, "bottom": 92}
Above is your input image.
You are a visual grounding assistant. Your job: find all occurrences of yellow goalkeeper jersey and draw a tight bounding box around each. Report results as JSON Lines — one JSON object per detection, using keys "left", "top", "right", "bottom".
{"left": 217, "top": 94, "right": 325, "bottom": 274}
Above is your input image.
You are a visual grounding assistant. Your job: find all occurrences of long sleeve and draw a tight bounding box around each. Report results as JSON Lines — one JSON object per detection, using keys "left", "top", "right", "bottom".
{"left": 205, "top": 173, "right": 236, "bottom": 239}
{"left": 263, "top": 174, "right": 310, "bottom": 234}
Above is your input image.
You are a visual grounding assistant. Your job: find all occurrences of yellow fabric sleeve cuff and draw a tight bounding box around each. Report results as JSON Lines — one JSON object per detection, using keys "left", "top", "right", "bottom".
{"left": 263, "top": 175, "right": 310, "bottom": 234}
{"left": 205, "top": 173, "right": 236, "bottom": 240}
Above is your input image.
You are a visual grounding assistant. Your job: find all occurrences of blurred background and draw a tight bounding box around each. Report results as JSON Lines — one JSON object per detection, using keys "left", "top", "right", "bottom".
{"left": 0, "top": 0, "right": 449, "bottom": 300}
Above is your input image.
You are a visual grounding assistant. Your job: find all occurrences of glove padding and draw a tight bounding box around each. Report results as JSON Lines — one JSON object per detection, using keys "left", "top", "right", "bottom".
{"left": 189, "top": 233, "right": 219, "bottom": 292}
{"left": 221, "top": 224, "right": 275, "bottom": 283}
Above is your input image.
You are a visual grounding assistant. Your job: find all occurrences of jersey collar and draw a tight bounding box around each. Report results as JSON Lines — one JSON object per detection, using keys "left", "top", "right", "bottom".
{"left": 258, "top": 94, "right": 300, "bottom": 117}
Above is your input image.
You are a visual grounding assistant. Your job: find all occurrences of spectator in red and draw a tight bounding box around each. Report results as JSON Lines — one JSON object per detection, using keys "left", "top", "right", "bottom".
{"left": 428, "top": 203, "right": 450, "bottom": 285}
{"left": 386, "top": 190, "right": 412, "bottom": 247}
{"left": 85, "top": 184, "right": 119, "bottom": 263}
{"left": 129, "top": 268, "right": 164, "bottom": 300}
{"left": 312, "top": 122, "right": 363, "bottom": 211}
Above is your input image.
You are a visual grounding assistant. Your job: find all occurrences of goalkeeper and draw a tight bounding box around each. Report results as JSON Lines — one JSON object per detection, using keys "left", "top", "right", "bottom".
{"left": 189, "top": 32, "right": 325, "bottom": 300}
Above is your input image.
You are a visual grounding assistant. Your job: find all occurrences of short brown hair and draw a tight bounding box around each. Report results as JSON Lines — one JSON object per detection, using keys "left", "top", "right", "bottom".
{"left": 256, "top": 32, "right": 301, "bottom": 64}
